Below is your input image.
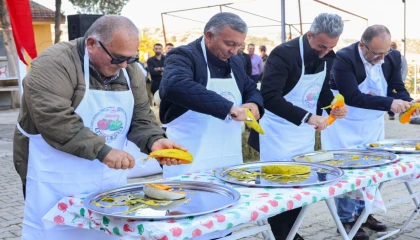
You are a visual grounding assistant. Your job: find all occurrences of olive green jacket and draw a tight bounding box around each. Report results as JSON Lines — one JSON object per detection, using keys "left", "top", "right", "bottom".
{"left": 14, "top": 38, "right": 165, "bottom": 185}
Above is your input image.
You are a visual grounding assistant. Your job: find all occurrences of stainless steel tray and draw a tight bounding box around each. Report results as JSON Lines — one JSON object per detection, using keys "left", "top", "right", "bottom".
{"left": 83, "top": 181, "right": 240, "bottom": 220}
{"left": 365, "top": 139, "right": 420, "bottom": 154}
{"left": 216, "top": 162, "right": 344, "bottom": 188}
{"left": 293, "top": 150, "right": 399, "bottom": 169}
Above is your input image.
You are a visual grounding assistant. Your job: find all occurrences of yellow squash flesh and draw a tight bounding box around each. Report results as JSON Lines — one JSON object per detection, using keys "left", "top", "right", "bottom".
{"left": 146, "top": 149, "right": 193, "bottom": 164}
{"left": 245, "top": 109, "right": 265, "bottom": 134}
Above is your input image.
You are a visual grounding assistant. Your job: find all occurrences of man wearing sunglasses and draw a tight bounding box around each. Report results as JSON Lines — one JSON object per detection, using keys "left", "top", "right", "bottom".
{"left": 15, "top": 15, "right": 185, "bottom": 240}
{"left": 321, "top": 25, "right": 420, "bottom": 240}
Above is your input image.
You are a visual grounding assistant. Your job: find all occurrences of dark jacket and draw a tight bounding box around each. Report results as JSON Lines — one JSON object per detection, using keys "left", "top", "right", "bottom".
{"left": 330, "top": 42, "right": 412, "bottom": 111}
{"left": 238, "top": 52, "right": 252, "bottom": 77}
{"left": 260, "top": 34, "right": 335, "bottom": 125}
{"left": 248, "top": 34, "right": 335, "bottom": 152}
{"left": 147, "top": 55, "right": 165, "bottom": 81}
{"left": 159, "top": 37, "right": 264, "bottom": 124}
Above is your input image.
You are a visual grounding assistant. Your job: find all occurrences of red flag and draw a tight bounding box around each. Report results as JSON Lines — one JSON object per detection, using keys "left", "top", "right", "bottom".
{"left": 5, "top": 0, "right": 37, "bottom": 65}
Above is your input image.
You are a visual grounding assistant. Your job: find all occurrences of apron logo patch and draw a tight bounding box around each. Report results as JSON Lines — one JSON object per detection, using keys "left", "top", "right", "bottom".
{"left": 303, "top": 83, "right": 321, "bottom": 108}
{"left": 91, "top": 107, "right": 128, "bottom": 143}
{"left": 219, "top": 91, "right": 236, "bottom": 104}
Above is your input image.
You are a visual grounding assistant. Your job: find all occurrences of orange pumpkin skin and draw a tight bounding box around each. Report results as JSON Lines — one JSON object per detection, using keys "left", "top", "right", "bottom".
{"left": 327, "top": 94, "right": 345, "bottom": 126}
{"left": 399, "top": 103, "right": 420, "bottom": 124}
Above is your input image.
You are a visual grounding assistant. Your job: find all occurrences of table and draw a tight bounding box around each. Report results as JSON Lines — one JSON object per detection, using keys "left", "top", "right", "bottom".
{"left": 43, "top": 154, "right": 420, "bottom": 240}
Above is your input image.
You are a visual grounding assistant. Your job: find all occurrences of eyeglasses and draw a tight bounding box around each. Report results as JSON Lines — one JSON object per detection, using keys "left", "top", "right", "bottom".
{"left": 361, "top": 41, "right": 392, "bottom": 58}
{"left": 97, "top": 40, "right": 139, "bottom": 64}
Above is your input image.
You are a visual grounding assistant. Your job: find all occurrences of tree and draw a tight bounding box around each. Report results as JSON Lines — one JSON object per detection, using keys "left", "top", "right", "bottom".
{"left": 138, "top": 35, "right": 159, "bottom": 62}
{"left": 69, "top": 0, "right": 129, "bottom": 15}
{"left": 54, "top": 0, "right": 62, "bottom": 44}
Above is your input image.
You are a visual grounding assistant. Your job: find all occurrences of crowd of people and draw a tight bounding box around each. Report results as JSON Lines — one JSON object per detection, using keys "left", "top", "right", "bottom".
{"left": 14, "top": 11, "right": 420, "bottom": 240}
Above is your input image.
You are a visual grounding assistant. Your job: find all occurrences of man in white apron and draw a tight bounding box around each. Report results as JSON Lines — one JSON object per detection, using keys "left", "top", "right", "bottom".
{"left": 159, "top": 12, "right": 264, "bottom": 239}
{"left": 14, "top": 16, "right": 184, "bottom": 240}
{"left": 248, "top": 13, "right": 348, "bottom": 240}
{"left": 321, "top": 25, "right": 419, "bottom": 240}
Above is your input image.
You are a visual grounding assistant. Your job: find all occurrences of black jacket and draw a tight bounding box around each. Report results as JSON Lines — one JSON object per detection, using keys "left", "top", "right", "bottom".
{"left": 147, "top": 55, "right": 165, "bottom": 82}
{"left": 248, "top": 34, "right": 335, "bottom": 152}
{"left": 159, "top": 37, "right": 264, "bottom": 124}
{"left": 330, "top": 42, "right": 412, "bottom": 110}
{"left": 238, "top": 52, "right": 252, "bottom": 77}
{"left": 260, "top": 34, "right": 335, "bottom": 125}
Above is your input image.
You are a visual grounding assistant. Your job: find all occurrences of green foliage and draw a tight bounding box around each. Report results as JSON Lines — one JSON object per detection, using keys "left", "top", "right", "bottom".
{"left": 138, "top": 35, "right": 160, "bottom": 62}
{"left": 69, "top": 0, "right": 129, "bottom": 15}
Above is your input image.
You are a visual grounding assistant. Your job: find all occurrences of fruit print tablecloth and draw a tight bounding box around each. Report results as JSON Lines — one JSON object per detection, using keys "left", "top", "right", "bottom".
{"left": 43, "top": 155, "right": 420, "bottom": 240}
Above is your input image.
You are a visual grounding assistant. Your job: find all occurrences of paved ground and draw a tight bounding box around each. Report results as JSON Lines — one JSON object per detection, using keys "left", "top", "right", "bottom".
{"left": 2, "top": 109, "right": 420, "bottom": 239}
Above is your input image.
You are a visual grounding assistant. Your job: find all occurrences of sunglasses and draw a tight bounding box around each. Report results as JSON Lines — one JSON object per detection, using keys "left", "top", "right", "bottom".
{"left": 98, "top": 40, "right": 139, "bottom": 64}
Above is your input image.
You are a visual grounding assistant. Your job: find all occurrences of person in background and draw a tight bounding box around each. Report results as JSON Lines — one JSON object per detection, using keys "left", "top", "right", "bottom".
{"left": 259, "top": 45, "right": 268, "bottom": 82}
{"left": 165, "top": 42, "right": 174, "bottom": 55}
{"left": 237, "top": 42, "right": 252, "bottom": 77}
{"left": 259, "top": 45, "right": 268, "bottom": 64}
{"left": 147, "top": 43, "right": 165, "bottom": 95}
{"left": 248, "top": 43, "right": 264, "bottom": 83}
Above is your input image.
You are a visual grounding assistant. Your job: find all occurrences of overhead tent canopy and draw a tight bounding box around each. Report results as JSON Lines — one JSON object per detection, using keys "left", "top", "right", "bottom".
{"left": 160, "top": 0, "right": 369, "bottom": 49}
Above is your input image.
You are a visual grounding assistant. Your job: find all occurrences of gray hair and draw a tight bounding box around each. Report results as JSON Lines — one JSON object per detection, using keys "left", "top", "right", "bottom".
{"left": 204, "top": 12, "right": 247, "bottom": 37}
{"left": 309, "top": 13, "right": 344, "bottom": 38}
{"left": 361, "top": 25, "right": 391, "bottom": 44}
{"left": 84, "top": 15, "right": 139, "bottom": 44}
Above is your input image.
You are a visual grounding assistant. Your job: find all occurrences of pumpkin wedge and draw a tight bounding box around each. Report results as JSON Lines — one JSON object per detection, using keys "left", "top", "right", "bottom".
{"left": 399, "top": 103, "right": 420, "bottom": 124}
{"left": 323, "top": 94, "right": 345, "bottom": 126}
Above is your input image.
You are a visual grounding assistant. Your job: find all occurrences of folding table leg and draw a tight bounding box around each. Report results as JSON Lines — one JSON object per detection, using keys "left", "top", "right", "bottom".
{"left": 260, "top": 218, "right": 276, "bottom": 240}
{"left": 398, "top": 182, "right": 420, "bottom": 232}
{"left": 257, "top": 220, "right": 269, "bottom": 239}
{"left": 286, "top": 205, "right": 310, "bottom": 240}
{"left": 325, "top": 198, "right": 350, "bottom": 240}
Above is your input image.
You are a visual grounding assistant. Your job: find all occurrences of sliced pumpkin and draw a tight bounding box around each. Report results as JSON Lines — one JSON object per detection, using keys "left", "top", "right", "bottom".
{"left": 323, "top": 94, "right": 345, "bottom": 126}
{"left": 399, "top": 103, "right": 420, "bottom": 124}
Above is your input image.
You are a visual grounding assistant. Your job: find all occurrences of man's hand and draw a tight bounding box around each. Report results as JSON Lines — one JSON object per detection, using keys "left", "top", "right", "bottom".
{"left": 390, "top": 99, "right": 411, "bottom": 113}
{"left": 307, "top": 115, "right": 328, "bottom": 130}
{"left": 241, "top": 102, "right": 260, "bottom": 120}
{"left": 229, "top": 106, "right": 247, "bottom": 121}
{"left": 103, "top": 149, "right": 135, "bottom": 170}
{"left": 331, "top": 105, "right": 348, "bottom": 119}
{"left": 151, "top": 138, "right": 187, "bottom": 166}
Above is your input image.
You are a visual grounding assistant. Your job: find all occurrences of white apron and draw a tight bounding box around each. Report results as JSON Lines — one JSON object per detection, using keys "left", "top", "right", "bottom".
{"left": 164, "top": 37, "right": 243, "bottom": 239}
{"left": 19, "top": 48, "right": 134, "bottom": 240}
{"left": 164, "top": 37, "right": 243, "bottom": 178}
{"left": 321, "top": 62, "right": 387, "bottom": 150}
{"left": 259, "top": 35, "right": 326, "bottom": 161}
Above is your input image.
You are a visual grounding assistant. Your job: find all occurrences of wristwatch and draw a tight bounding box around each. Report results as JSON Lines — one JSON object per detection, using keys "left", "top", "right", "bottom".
{"left": 304, "top": 113, "right": 313, "bottom": 123}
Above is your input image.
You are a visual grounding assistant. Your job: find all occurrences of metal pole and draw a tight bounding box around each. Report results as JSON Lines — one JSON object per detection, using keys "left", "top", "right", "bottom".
{"left": 415, "top": 63, "right": 417, "bottom": 96}
{"left": 220, "top": 5, "right": 222, "bottom": 12}
{"left": 298, "top": 0, "right": 303, "bottom": 35}
{"left": 281, "top": 0, "right": 286, "bottom": 43}
{"left": 404, "top": 0, "right": 407, "bottom": 57}
{"left": 161, "top": 13, "right": 167, "bottom": 45}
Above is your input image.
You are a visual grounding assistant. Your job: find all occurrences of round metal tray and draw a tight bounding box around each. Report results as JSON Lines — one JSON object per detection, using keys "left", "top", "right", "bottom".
{"left": 364, "top": 139, "right": 420, "bottom": 154}
{"left": 216, "top": 161, "right": 344, "bottom": 188}
{"left": 83, "top": 181, "right": 240, "bottom": 220}
{"left": 293, "top": 149, "right": 399, "bottom": 169}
